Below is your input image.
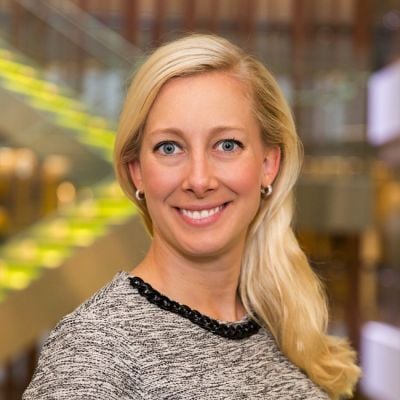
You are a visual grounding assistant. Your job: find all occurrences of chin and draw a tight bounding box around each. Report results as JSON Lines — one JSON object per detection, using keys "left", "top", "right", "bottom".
{"left": 180, "top": 244, "right": 221, "bottom": 259}
{"left": 176, "top": 237, "right": 238, "bottom": 260}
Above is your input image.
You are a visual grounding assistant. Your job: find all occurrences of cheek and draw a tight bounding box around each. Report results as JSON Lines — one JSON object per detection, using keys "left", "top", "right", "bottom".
{"left": 141, "top": 162, "right": 179, "bottom": 202}
{"left": 222, "top": 160, "right": 263, "bottom": 195}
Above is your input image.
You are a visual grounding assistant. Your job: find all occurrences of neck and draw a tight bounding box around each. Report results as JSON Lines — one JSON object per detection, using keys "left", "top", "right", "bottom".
{"left": 131, "top": 237, "right": 246, "bottom": 322}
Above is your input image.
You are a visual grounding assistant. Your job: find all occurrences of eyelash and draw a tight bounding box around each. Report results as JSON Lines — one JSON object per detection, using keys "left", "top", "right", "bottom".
{"left": 215, "top": 139, "right": 244, "bottom": 152}
{"left": 153, "top": 139, "right": 244, "bottom": 155}
{"left": 153, "top": 141, "right": 181, "bottom": 155}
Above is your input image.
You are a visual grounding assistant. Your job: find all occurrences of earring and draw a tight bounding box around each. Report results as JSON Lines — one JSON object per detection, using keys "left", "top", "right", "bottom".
{"left": 135, "top": 189, "right": 145, "bottom": 201}
{"left": 261, "top": 185, "right": 272, "bottom": 197}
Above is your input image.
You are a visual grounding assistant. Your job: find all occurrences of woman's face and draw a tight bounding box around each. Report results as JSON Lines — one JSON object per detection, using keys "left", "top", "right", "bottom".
{"left": 129, "top": 72, "right": 280, "bottom": 260}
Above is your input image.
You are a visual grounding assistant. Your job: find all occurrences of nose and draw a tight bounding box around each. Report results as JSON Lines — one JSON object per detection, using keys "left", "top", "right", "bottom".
{"left": 181, "top": 153, "right": 218, "bottom": 197}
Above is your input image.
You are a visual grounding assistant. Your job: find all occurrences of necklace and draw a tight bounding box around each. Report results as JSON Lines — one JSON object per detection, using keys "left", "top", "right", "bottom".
{"left": 128, "top": 276, "right": 260, "bottom": 340}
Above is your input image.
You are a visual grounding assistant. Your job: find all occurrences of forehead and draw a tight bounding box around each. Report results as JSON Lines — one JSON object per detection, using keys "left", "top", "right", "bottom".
{"left": 144, "top": 72, "right": 256, "bottom": 132}
{"left": 156, "top": 71, "right": 252, "bottom": 103}
{"left": 163, "top": 70, "right": 250, "bottom": 92}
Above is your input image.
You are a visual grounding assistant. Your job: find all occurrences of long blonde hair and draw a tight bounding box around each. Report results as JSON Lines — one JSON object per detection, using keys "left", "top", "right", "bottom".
{"left": 114, "top": 34, "right": 360, "bottom": 398}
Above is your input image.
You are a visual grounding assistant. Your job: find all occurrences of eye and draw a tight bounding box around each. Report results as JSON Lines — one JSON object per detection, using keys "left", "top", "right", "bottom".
{"left": 154, "top": 141, "right": 182, "bottom": 155}
{"left": 216, "top": 139, "right": 243, "bottom": 152}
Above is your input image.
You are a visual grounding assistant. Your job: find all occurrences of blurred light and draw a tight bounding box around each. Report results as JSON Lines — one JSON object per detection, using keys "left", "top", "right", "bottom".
{"left": 14, "top": 148, "right": 36, "bottom": 179}
{"left": 76, "top": 198, "right": 97, "bottom": 218}
{"left": 41, "top": 250, "right": 65, "bottom": 269}
{"left": 57, "top": 181, "right": 76, "bottom": 205}
{"left": 89, "top": 116, "right": 108, "bottom": 128}
{"left": 1, "top": 271, "right": 29, "bottom": 290}
{"left": 383, "top": 10, "right": 400, "bottom": 30}
{"left": 42, "top": 155, "right": 70, "bottom": 178}
{"left": 384, "top": 182, "right": 400, "bottom": 208}
{"left": 0, "top": 147, "right": 15, "bottom": 174}
{"left": 368, "top": 61, "right": 400, "bottom": 146}
{"left": 360, "top": 228, "right": 381, "bottom": 264}
{"left": 361, "top": 322, "right": 400, "bottom": 400}
{"left": 34, "top": 218, "right": 69, "bottom": 240}
{"left": 302, "top": 156, "right": 365, "bottom": 177}
{"left": 12, "top": 239, "right": 37, "bottom": 261}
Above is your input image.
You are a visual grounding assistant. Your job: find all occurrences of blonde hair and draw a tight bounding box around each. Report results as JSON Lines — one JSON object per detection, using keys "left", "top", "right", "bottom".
{"left": 114, "top": 34, "right": 360, "bottom": 398}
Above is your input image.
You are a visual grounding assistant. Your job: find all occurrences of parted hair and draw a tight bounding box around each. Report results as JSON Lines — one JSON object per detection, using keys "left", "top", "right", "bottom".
{"left": 114, "top": 34, "right": 360, "bottom": 399}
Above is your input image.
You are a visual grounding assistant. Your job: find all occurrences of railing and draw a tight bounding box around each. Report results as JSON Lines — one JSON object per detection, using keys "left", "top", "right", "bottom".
{"left": 1, "top": 0, "right": 142, "bottom": 120}
{"left": 14, "top": 0, "right": 140, "bottom": 67}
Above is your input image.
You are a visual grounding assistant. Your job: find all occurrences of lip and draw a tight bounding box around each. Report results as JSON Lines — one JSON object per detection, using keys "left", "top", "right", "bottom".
{"left": 174, "top": 202, "right": 230, "bottom": 226}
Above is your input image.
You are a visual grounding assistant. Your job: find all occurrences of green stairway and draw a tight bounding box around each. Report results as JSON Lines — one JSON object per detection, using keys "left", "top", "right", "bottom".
{"left": 0, "top": 44, "right": 137, "bottom": 302}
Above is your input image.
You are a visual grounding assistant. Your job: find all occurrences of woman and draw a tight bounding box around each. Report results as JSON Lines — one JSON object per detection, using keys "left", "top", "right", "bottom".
{"left": 24, "top": 34, "right": 360, "bottom": 399}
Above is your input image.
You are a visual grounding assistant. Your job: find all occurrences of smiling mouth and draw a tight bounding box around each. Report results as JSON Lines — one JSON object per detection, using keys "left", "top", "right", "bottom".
{"left": 177, "top": 203, "right": 229, "bottom": 221}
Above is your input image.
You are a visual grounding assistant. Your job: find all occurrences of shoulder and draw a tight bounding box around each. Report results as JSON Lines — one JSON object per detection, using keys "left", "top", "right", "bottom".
{"left": 23, "top": 272, "right": 144, "bottom": 400}
{"left": 39, "top": 270, "right": 152, "bottom": 354}
{"left": 241, "top": 329, "right": 329, "bottom": 399}
{"left": 70, "top": 270, "right": 135, "bottom": 319}
{"left": 57, "top": 270, "right": 152, "bottom": 332}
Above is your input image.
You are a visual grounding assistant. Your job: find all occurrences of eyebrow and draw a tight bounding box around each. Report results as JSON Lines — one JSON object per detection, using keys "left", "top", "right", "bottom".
{"left": 148, "top": 125, "right": 246, "bottom": 137}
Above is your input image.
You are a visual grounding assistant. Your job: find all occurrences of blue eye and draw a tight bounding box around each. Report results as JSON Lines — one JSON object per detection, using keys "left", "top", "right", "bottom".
{"left": 216, "top": 139, "right": 242, "bottom": 152}
{"left": 155, "top": 141, "right": 181, "bottom": 155}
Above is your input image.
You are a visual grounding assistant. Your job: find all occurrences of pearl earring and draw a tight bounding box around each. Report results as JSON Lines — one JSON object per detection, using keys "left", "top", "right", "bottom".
{"left": 135, "top": 189, "right": 145, "bottom": 201}
{"left": 261, "top": 185, "right": 272, "bottom": 197}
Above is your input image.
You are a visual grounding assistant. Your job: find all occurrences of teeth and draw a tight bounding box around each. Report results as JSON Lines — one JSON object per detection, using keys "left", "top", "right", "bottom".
{"left": 181, "top": 205, "right": 223, "bottom": 220}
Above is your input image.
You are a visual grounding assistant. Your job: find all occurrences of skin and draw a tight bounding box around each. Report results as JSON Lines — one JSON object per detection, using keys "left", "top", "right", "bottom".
{"left": 129, "top": 71, "right": 280, "bottom": 322}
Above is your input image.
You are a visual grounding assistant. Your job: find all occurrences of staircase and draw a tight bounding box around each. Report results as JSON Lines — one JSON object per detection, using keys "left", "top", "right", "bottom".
{"left": 0, "top": 41, "right": 147, "bottom": 365}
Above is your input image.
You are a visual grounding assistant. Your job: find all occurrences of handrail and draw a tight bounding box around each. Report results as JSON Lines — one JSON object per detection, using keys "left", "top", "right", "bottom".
{"left": 15, "top": 0, "right": 142, "bottom": 69}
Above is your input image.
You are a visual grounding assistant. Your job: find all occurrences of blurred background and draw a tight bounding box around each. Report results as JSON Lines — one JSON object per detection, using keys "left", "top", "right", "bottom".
{"left": 0, "top": 0, "right": 399, "bottom": 399}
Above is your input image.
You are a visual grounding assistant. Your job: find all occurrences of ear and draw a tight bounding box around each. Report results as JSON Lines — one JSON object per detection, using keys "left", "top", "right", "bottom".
{"left": 262, "top": 145, "right": 281, "bottom": 187}
{"left": 128, "top": 160, "right": 143, "bottom": 191}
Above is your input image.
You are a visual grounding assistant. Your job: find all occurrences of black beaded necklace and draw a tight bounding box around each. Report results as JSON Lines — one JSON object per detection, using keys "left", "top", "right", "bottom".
{"left": 128, "top": 276, "right": 260, "bottom": 340}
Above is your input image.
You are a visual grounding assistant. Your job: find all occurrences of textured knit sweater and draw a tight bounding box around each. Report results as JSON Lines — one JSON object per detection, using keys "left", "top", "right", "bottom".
{"left": 23, "top": 271, "right": 329, "bottom": 399}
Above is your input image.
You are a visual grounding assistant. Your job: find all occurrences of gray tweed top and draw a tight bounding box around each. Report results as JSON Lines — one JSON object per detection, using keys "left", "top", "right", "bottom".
{"left": 23, "top": 271, "right": 329, "bottom": 399}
